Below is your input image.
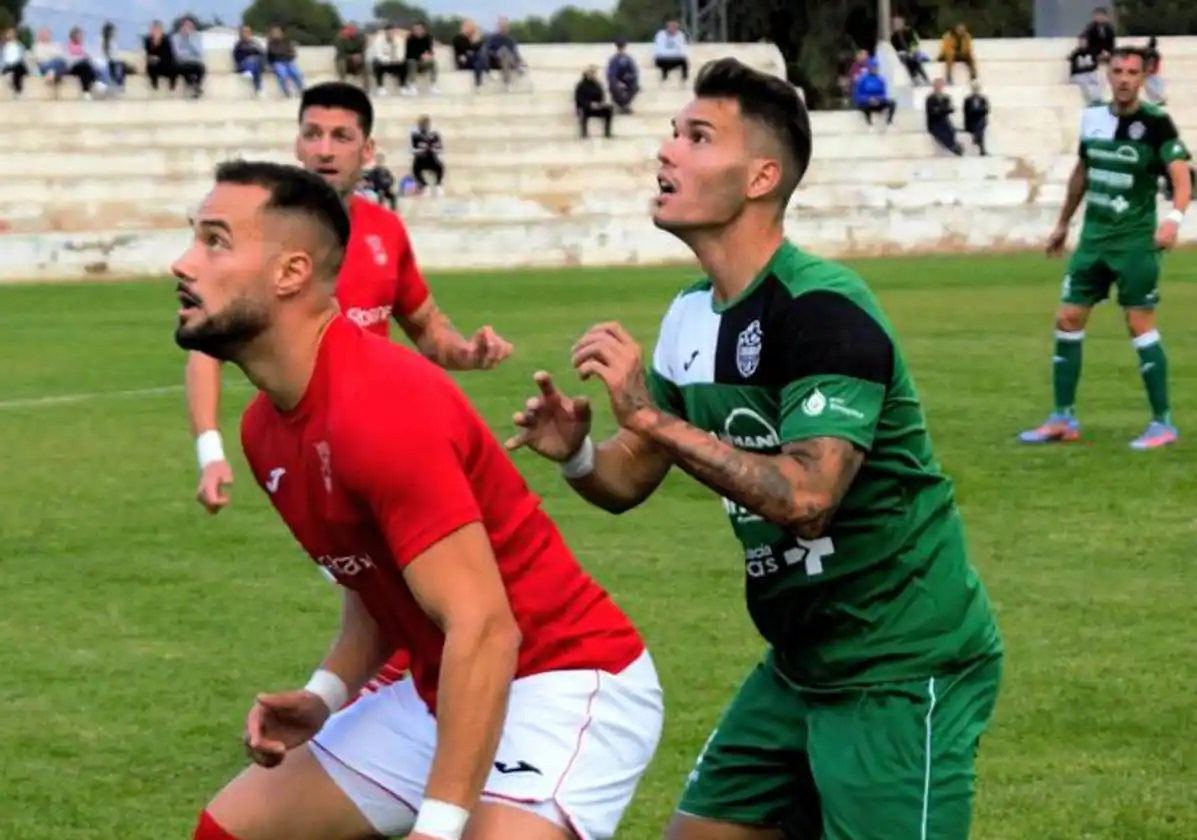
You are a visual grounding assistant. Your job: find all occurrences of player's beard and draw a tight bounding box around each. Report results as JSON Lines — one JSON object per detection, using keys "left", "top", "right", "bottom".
{"left": 175, "top": 298, "right": 271, "bottom": 362}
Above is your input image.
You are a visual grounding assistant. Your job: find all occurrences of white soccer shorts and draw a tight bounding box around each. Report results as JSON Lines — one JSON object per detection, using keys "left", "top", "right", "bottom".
{"left": 310, "top": 651, "right": 663, "bottom": 839}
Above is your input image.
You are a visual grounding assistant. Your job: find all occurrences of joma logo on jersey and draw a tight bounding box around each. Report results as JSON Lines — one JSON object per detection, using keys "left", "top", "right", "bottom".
{"left": 318, "top": 553, "right": 377, "bottom": 576}
{"left": 719, "top": 407, "right": 779, "bottom": 450}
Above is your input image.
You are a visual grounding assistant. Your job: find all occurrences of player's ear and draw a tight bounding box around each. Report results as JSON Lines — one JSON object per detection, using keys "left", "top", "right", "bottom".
{"left": 363, "top": 137, "right": 376, "bottom": 168}
{"left": 275, "top": 247, "right": 314, "bottom": 299}
{"left": 745, "top": 156, "right": 783, "bottom": 202}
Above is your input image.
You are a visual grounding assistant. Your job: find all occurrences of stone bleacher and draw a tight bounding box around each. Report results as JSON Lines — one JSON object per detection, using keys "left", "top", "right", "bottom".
{"left": 1, "top": 36, "right": 1195, "bottom": 280}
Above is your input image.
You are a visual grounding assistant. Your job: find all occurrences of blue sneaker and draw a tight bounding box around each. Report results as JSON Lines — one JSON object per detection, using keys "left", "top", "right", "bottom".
{"left": 1018, "top": 413, "right": 1081, "bottom": 444}
{"left": 1129, "top": 421, "right": 1179, "bottom": 451}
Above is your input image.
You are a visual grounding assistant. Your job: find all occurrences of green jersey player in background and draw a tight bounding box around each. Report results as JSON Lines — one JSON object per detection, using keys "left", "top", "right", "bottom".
{"left": 1020, "top": 47, "right": 1191, "bottom": 450}
{"left": 506, "top": 58, "right": 1001, "bottom": 840}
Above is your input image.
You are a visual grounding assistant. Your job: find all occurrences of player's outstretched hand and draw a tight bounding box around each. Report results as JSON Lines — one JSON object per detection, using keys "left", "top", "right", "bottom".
{"left": 196, "top": 460, "right": 234, "bottom": 514}
{"left": 572, "top": 322, "right": 656, "bottom": 428}
{"left": 243, "top": 689, "right": 332, "bottom": 768}
{"left": 505, "top": 371, "right": 592, "bottom": 461}
{"left": 1045, "top": 224, "right": 1068, "bottom": 257}
{"left": 463, "top": 325, "right": 513, "bottom": 370}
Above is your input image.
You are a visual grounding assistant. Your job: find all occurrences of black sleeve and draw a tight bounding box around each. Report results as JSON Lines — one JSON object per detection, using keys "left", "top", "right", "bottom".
{"left": 770, "top": 290, "right": 894, "bottom": 387}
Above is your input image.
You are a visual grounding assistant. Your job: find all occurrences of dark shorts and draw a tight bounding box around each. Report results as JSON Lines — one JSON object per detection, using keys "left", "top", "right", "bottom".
{"left": 1062, "top": 246, "right": 1161, "bottom": 309}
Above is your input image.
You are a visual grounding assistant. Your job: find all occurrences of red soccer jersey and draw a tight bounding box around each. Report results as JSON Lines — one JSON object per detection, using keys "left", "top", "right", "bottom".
{"left": 240, "top": 316, "right": 644, "bottom": 710}
{"left": 336, "top": 196, "right": 430, "bottom": 336}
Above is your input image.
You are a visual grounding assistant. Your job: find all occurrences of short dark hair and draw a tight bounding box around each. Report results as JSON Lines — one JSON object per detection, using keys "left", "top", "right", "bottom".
{"left": 214, "top": 160, "right": 351, "bottom": 277}
{"left": 299, "top": 82, "right": 374, "bottom": 137}
{"left": 1111, "top": 45, "right": 1147, "bottom": 65}
{"left": 694, "top": 57, "right": 812, "bottom": 197}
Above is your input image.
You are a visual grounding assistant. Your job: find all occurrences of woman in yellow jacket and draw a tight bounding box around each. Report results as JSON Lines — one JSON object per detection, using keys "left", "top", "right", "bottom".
{"left": 939, "top": 24, "right": 977, "bottom": 83}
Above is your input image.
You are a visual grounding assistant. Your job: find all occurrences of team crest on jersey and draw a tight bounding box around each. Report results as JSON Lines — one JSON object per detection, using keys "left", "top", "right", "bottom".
{"left": 365, "top": 235, "right": 388, "bottom": 266}
{"left": 735, "top": 320, "right": 762, "bottom": 377}
{"left": 1129, "top": 121, "right": 1145, "bottom": 140}
{"left": 314, "top": 441, "right": 332, "bottom": 493}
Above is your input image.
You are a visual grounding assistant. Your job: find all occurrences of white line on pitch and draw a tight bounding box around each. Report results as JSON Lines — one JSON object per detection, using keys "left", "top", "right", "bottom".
{"left": 0, "top": 384, "right": 186, "bottom": 410}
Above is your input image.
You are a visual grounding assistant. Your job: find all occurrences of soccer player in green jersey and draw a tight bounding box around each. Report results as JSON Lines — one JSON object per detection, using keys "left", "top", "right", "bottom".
{"left": 1020, "top": 46, "right": 1191, "bottom": 450}
{"left": 506, "top": 58, "right": 1002, "bottom": 840}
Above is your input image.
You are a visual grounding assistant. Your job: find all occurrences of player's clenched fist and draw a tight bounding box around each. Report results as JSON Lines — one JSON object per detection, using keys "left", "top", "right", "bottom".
{"left": 196, "top": 460, "right": 234, "bottom": 514}
{"left": 462, "top": 325, "right": 514, "bottom": 370}
{"left": 505, "top": 371, "right": 592, "bottom": 461}
{"left": 243, "top": 689, "right": 332, "bottom": 768}
{"left": 571, "top": 322, "right": 656, "bottom": 427}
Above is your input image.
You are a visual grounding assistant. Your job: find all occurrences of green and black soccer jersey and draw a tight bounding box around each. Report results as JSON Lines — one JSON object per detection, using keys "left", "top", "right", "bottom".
{"left": 647, "top": 241, "right": 999, "bottom": 687}
{"left": 1078, "top": 102, "right": 1190, "bottom": 249}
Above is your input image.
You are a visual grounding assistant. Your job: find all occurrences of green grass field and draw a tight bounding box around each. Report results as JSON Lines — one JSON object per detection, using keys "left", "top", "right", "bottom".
{"left": 2, "top": 252, "right": 1195, "bottom": 840}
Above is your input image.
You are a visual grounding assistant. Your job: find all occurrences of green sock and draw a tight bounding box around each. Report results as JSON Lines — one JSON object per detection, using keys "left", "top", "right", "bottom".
{"left": 1134, "top": 330, "right": 1171, "bottom": 424}
{"left": 1052, "top": 330, "right": 1084, "bottom": 416}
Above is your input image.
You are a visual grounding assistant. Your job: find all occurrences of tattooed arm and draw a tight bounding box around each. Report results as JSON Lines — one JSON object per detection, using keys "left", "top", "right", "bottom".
{"left": 574, "top": 292, "right": 891, "bottom": 540}
{"left": 626, "top": 411, "right": 864, "bottom": 539}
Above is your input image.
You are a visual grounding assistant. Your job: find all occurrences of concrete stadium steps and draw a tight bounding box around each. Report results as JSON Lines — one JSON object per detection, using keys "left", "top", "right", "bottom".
{"left": 0, "top": 108, "right": 933, "bottom": 148}
{"left": 0, "top": 154, "right": 1085, "bottom": 235}
{"left": 117, "top": 42, "right": 786, "bottom": 78}
{"left": 0, "top": 126, "right": 1069, "bottom": 185}
{"left": 9, "top": 68, "right": 680, "bottom": 100}
{"left": 965, "top": 36, "right": 1197, "bottom": 62}
{"left": 920, "top": 57, "right": 1197, "bottom": 87}
{"left": 9, "top": 41, "right": 783, "bottom": 102}
{"left": 2, "top": 87, "right": 693, "bottom": 120}
{"left": 911, "top": 81, "right": 1197, "bottom": 110}
{"left": 5, "top": 36, "right": 1197, "bottom": 279}
{"left": 0, "top": 202, "right": 1082, "bottom": 280}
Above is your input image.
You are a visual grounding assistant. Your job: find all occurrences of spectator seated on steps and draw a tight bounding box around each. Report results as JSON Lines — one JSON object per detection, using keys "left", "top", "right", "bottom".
{"left": 170, "top": 17, "right": 206, "bottom": 97}
{"left": 232, "top": 25, "right": 264, "bottom": 96}
{"left": 335, "top": 22, "right": 369, "bottom": 87}
{"left": 607, "top": 38, "right": 638, "bottom": 114}
{"left": 938, "top": 23, "right": 977, "bottom": 84}
{"left": 853, "top": 58, "right": 895, "bottom": 127}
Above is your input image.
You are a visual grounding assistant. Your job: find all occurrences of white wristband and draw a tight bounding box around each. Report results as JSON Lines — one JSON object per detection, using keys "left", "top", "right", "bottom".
{"left": 196, "top": 430, "right": 226, "bottom": 469}
{"left": 303, "top": 669, "right": 349, "bottom": 714}
{"left": 412, "top": 799, "right": 470, "bottom": 840}
{"left": 1167, "top": 207, "right": 1186, "bottom": 225}
{"left": 559, "top": 435, "right": 595, "bottom": 479}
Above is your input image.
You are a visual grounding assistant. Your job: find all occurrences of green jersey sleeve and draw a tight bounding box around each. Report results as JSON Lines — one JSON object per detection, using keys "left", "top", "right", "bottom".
{"left": 774, "top": 291, "right": 894, "bottom": 450}
{"left": 648, "top": 366, "right": 684, "bottom": 415}
{"left": 1152, "top": 113, "right": 1190, "bottom": 164}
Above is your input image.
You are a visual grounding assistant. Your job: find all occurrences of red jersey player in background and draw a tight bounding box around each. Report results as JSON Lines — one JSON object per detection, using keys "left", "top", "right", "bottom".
{"left": 184, "top": 83, "right": 511, "bottom": 693}
{"left": 173, "top": 160, "right": 662, "bottom": 840}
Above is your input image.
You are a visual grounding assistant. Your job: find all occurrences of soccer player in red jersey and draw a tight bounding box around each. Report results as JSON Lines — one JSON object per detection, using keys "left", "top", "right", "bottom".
{"left": 173, "top": 160, "right": 662, "bottom": 840}
{"left": 186, "top": 82, "right": 512, "bottom": 516}
{"left": 184, "top": 82, "right": 511, "bottom": 694}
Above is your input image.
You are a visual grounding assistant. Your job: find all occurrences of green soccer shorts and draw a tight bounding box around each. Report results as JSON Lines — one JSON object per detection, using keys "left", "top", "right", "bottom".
{"left": 676, "top": 650, "right": 1003, "bottom": 840}
{"left": 1062, "top": 246, "right": 1162, "bottom": 309}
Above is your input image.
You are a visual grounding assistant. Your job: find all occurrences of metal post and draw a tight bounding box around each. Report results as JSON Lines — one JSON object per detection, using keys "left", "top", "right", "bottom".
{"left": 877, "top": 0, "right": 892, "bottom": 42}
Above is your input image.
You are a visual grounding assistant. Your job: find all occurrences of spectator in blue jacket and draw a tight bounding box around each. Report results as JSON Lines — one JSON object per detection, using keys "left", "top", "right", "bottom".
{"left": 853, "top": 58, "right": 896, "bottom": 126}
{"left": 607, "top": 38, "right": 638, "bottom": 113}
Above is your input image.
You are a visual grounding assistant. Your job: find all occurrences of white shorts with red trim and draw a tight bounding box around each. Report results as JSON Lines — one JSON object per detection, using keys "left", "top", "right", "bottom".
{"left": 309, "top": 651, "right": 662, "bottom": 839}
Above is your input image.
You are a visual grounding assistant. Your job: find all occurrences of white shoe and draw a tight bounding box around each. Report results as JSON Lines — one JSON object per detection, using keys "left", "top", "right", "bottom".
{"left": 433, "top": 185, "right": 444, "bottom": 197}
{"left": 376, "top": 87, "right": 388, "bottom": 97}
{"left": 430, "top": 85, "right": 440, "bottom": 94}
